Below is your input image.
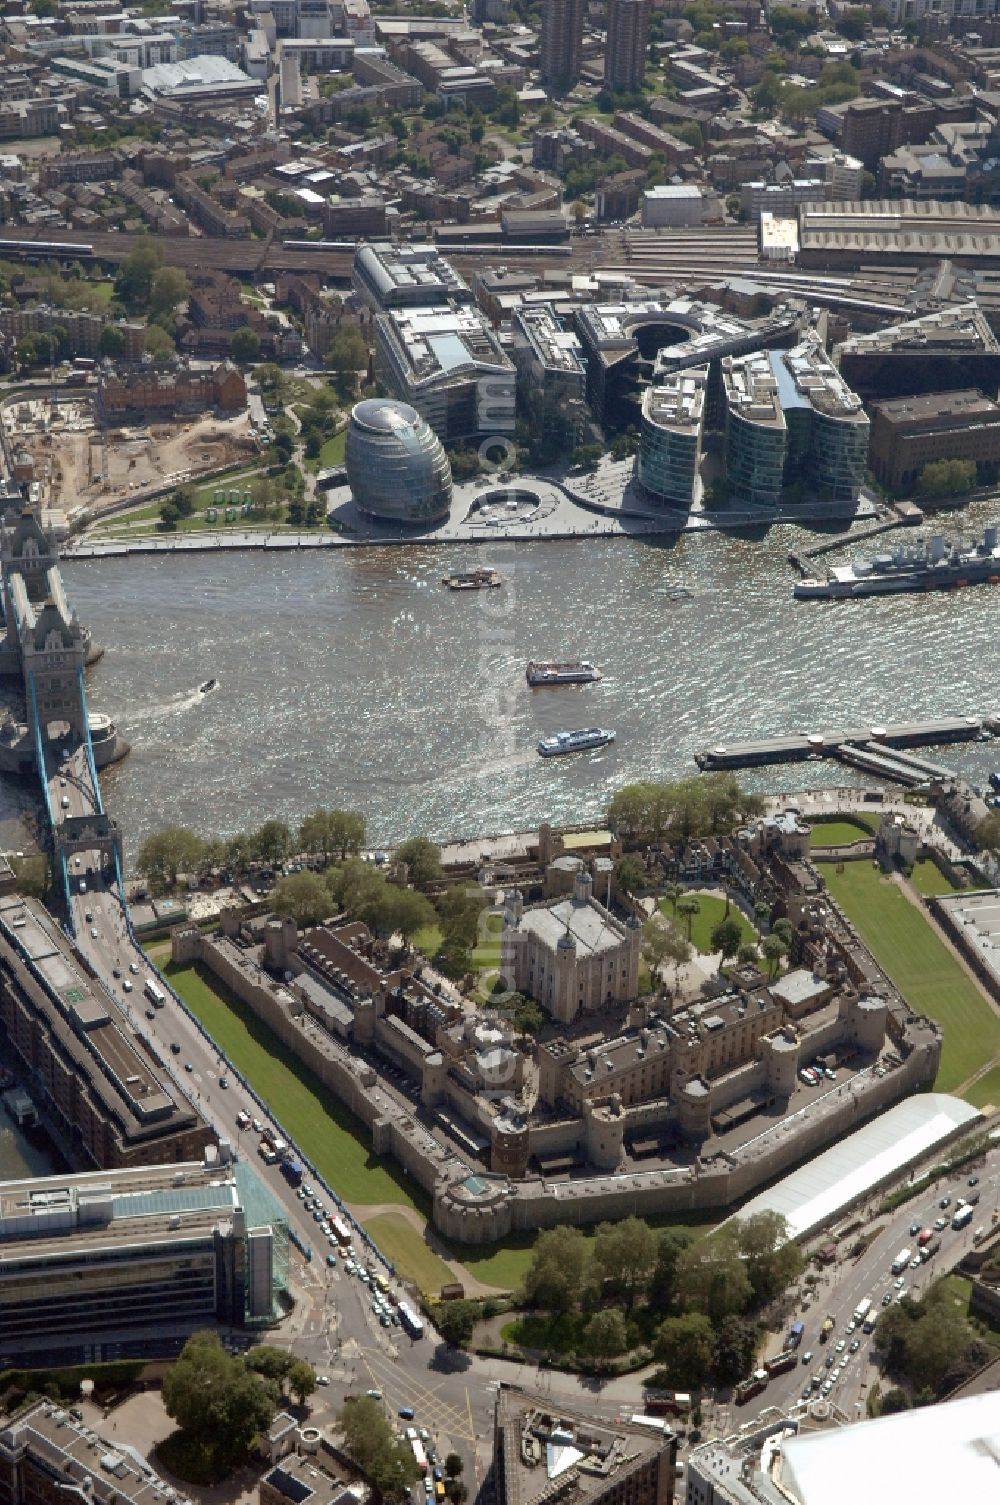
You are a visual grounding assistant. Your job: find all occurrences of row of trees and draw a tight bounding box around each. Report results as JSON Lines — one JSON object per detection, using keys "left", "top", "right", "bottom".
{"left": 606, "top": 775, "right": 765, "bottom": 847}
{"left": 874, "top": 1284, "right": 994, "bottom": 1408}
{"left": 136, "top": 808, "right": 371, "bottom": 892}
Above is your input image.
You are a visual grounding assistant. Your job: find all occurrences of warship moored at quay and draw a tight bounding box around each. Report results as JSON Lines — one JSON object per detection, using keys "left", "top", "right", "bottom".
{"left": 794, "top": 527, "right": 1000, "bottom": 600}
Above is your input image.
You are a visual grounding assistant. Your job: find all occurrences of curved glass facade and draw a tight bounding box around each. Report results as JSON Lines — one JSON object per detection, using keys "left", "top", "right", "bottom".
{"left": 346, "top": 398, "right": 453, "bottom": 525}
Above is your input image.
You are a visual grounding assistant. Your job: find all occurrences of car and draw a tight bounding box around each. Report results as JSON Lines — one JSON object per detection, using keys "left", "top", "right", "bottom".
{"left": 934, "top": 1216, "right": 948, "bottom": 1231}
{"left": 896, "top": 1287, "right": 908, "bottom": 1302}
{"left": 89, "top": 927, "right": 98, "bottom": 939}
{"left": 801, "top": 1350, "right": 814, "bottom": 1365}
{"left": 419, "top": 1430, "right": 430, "bottom": 1444}
{"left": 894, "top": 1276, "right": 905, "bottom": 1289}
{"left": 835, "top": 1339, "right": 846, "bottom": 1353}
{"left": 302, "top": 1183, "right": 313, "bottom": 1198}
{"left": 423, "top": 1484, "right": 433, "bottom": 1497}
{"left": 969, "top": 1175, "right": 980, "bottom": 1186}
{"left": 824, "top": 1354, "right": 834, "bottom": 1368}
{"left": 940, "top": 1196, "right": 951, "bottom": 1209}
{"left": 112, "top": 966, "right": 121, "bottom": 979}
{"left": 123, "top": 979, "right": 133, "bottom": 992}
{"left": 801, "top": 1386, "right": 813, "bottom": 1401}
{"left": 79, "top": 880, "right": 86, "bottom": 894}
{"left": 219, "top": 1076, "right": 228, "bottom": 1089}
{"left": 184, "top": 1061, "right": 194, "bottom": 1072}
{"left": 296, "top": 1187, "right": 306, "bottom": 1199}
{"left": 170, "top": 1042, "right": 181, "bottom": 1055}
{"left": 849, "top": 1339, "right": 861, "bottom": 1354}
{"left": 326, "top": 1253, "right": 337, "bottom": 1267}
{"left": 821, "top": 1381, "right": 833, "bottom": 1396}
{"left": 129, "top": 961, "right": 139, "bottom": 974}
{"left": 84, "top": 910, "right": 93, "bottom": 923}
{"left": 145, "top": 1007, "right": 155, "bottom": 1019}
{"left": 910, "top": 1221, "right": 921, "bottom": 1236}
{"left": 882, "top": 1292, "right": 893, "bottom": 1306}
{"left": 830, "top": 1366, "right": 841, "bottom": 1381}
{"left": 846, "top": 1320, "right": 856, "bottom": 1334}
{"left": 316, "top": 1376, "right": 330, "bottom": 1387}
{"left": 910, "top": 1256, "right": 922, "bottom": 1269}
{"left": 313, "top": 1209, "right": 323, "bottom": 1222}
{"left": 381, "top": 1314, "right": 391, "bottom": 1327}
{"left": 813, "top": 1371, "right": 824, "bottom": 1387}
{"left": 366, "top": 1389, "right": 382, "bottom": 1401}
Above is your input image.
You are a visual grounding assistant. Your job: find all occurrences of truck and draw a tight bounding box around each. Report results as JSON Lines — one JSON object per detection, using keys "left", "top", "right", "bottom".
{"left": 787, "top": 1321, "right": 805, "bottom": 1349}
{"left": 764, "top": 1350, "right": 798, "bottom": 1378}
{"left": 410, "top": 1440, "right": 427, "bottom": 1475}
{"left": 853, "top": 1297, "right": 873, "bottom": 1326}
{"left": 819, "top": 1316, "right": 835, "bottom": 1343}
{"left": 919, "top": 1237, "right": 941, "bottom": 1262}
{"left": 270, "top": 1137, "right": 288, "bottom": 1160}
{"left": 917, "top": 1227, "right": 933, "bottom": 1247}
{"left": 281, "top": 1158, "right": 303, "bottom": 1187}
{"left": 258, "top": 1140, "right": 278, "bottom": 1164}
{"left": 330, "top": 1214, "right": 353, "bottom": 1247}
{"left": 952, "top": 1204, "right": 974, "bottom": 1231}
{"left": 144, "top": 978, "right": 166, "bottom": 1008}
{"left": 398, "top": 1301, "right": 425, "bottom": 1340}
{"left": 891, "top": 1248, "right": 912, "bottom": 1274}
{"left": 733, "top": 1371, "right": 768, "bottom": 1406}
{"left": 643, "top": 1392, "right": 691, "bottom": 1418}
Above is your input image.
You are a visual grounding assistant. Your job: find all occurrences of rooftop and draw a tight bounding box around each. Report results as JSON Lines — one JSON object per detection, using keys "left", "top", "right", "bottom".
{"left": 516, "top": 893, "right": 627, "bottom": 960}
{"left": 834, "top": 302, "right": 999, "bottom": 357}
{"left": 355, "top": 242, "right": 470, "bottom": 304}
{"left": 495, "top": 1389, "right": 674, "bottom": 1505}
{"left": 378, "top": 304, "right": 513, "bottom": 386}
{"left": 642, "top": 365, "right": 708, "bottom": 433}
{"left": 0, "top": 1401, "right": 194, "bottom": 1505}
{"left": 870, "top": 388, "right": 1000, "bottom": 424}
{"left": 513, "top": 305, "right": 586, "bottom": 375}
{"left": 936, "top": 889, "right": 1000, "bottom": 995}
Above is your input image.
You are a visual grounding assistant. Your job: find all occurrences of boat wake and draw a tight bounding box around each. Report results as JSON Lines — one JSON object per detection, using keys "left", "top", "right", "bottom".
{"left": 126, "top": 684, "right": 218, "bottom": 722}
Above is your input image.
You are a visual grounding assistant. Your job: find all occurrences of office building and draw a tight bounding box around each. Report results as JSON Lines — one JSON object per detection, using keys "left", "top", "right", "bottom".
{"left": 834, "top": 304, "right": 1000, "bottom": 402}
{"left": 0, "top": 894, "right": 211, "bottom": 1171}
{"left": 638, "top": 365, "right": 707, "bottom": 508}
{"left": 722, "top": 335, "right": 868, "bottom": 508}
{"left": 345, "top": 398, "right": 453, "bottom": 525}
{"left": 540, "top": 0, "right": 586, "bottom": 89}
{"left": 604, "top": 0, "right": 652, "bottom": 92}
{"left": 494, "top": 1387, "right": 676, "bottom": 1505}
{"left": 373, "top": 304, "right": 516, "bottom": 444}
{"left": 0, "top": 1400, "right": 198, "bottom": 1505}
{"left": 868, "top": 387, "right": 1000, "bottom": 491}
{"left": 352, "top": 243, "right": 471, "bottom": 312}
{"left": 511, "top": 305, "right": 587, "bottom": 447}
{"left": 0, "top": 1160, "right": 288, "bottom": 1365}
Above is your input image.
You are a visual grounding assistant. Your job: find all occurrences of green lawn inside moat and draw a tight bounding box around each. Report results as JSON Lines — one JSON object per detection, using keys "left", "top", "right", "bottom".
{"left": 818, "top": 862, "right": 1000, "bottom": 1094}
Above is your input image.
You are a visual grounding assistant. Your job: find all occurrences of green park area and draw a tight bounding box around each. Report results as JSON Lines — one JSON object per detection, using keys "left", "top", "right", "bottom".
{"left": 806, "top": 816, "right": 874, "bottom": 847}
{"left": 819, "top": 862, "right": 1000, "bottom": 1094}
{"left": 362, "top": 1213, "right": 454, "bottom": 1293}
{"left": 909, "top": 858, "right": 962, "bottom": 899}
{"left": 91, "top": 465, "right": 330, "bottom": 540}
{"left": 659, "top": 891, "right": 757, "bottom": 954}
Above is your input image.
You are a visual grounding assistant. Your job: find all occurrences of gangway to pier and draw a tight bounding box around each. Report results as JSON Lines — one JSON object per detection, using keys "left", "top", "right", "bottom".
{"left": 833, "top": 743, "right": 926, "bottom": 787}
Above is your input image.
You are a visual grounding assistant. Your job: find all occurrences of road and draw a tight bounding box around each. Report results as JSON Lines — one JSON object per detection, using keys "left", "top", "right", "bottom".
{"left": 722, "top": 1147, "right": 1000, "bottom": 1433}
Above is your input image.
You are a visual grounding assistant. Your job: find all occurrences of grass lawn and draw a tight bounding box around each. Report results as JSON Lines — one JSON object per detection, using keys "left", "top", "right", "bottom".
{"left": 363, "top": 1212, "right": 454, "bottom": 1294}
{"left": 318, "top": 429, "right": 346, "bottom": 467}
{"left": 660, "top": 892, "right": 756, "bottom": 954}
{"left": 909, "top": 859, "right": 962, "bottom": 899}
{"left": 819, "top": 862, "right": 1000, "bottom": 1093}
{"left": 161, "top": 959, "right": 421, "bottom": 1210}
{"left": 807, "top": 819, "right": 874, "bottom": 847}
{"left": 411, "top": 921, "right": 443, "bottom": 958}
{"left": 964, "top": 1065, "right": 1000, "bottom": 1110}
{"left": 449, "top": 1236, "right": 538, "bottom": 1293}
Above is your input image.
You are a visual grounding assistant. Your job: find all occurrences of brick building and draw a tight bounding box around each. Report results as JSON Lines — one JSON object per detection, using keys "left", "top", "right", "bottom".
{"left": 96, "top": 359, "right": 246, "bottom": 421}
{"left": 868, "top": 387, "right": 1000, "bottom": 490}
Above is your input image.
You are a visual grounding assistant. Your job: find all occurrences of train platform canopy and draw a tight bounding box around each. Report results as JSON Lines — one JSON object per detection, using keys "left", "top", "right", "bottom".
{"left": 735, "top": 1092, "right": 980, "bottom": 1243}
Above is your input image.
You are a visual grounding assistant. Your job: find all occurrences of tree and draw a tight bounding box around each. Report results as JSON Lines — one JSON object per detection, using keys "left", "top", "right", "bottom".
{"left": 447, "top": 1485, "right": 468, "bottom": 1505}
{"left": 143, "top": 322, "right": 175, "bottom": 357}
{"left": 642, "top": 915, "right": 690, "bottom": 986}
{"left": 245, "top": 1344, "right": 294, "bottom": 1382}
{"left": 524, "top": 1226, "right": 590, "bottom": 1315}
{"left": 436, "top": 1300, "right": 478, "bottom": 1347}
{"left": 162, "top": 1331, "right": 276, "bottom": 1476}
{"left": 753, "top": 899, "right": 772, "bottom": 930}
{"left": 445, "top": 1454, "right": 463, "bottom": 1479}
{"left": 584, "top": 1308, "right": 628, "bottom": 1362}
{"left": 392, "top": 836, "right": 442, "bottom": 889}
{"left": 149, "top": 266, "right": 189, "bottom": 321}
{"left": 338, "top": 1397, "right": 420, "bottom": 1494}
{"left": 327, "top": 327, "right": 369, "bottom": 391}
{"left": 677, "top": 895, "right": 701, "bottom": 942}
{"left": 772, "top": 917, "right": 793, "bottom": 948}
{"left": 649, "top": 1226, "right": 693, "bottom": 1307}
{"left": 231, "top": 326, "right": 261, "bottom": 364}
{"left": 712, "top": 1314, "right": 760, "bottom": 1386}
{"left": 916, "top": 458, "right": 976, "bottom": 499}
{"left": 300, "top": 808, "right": 367, "bottom": 862}
{"left": 115, "top": 236, "right": 163, "bottom": 311}
{"left": 710, "top": 916, "right": 744, "bottom": 961}
{"left": 615, "top": 854, "right": 646, "bottom": 896}
{"left": 653, "top": 1312, "right": 715, "bottom": 1390}
{"left": 253, "top": 819, "right": 292, "bottom": 865}
{"left": 571, "top": 443, "right": 602, "bottom": 471}
{"left": 381, "top": 884, "right": 438, "bottom": 941}
{"left": 761, "top": 933, "right": 787, "bottom": 979}
{"left": 98, "top": 324, "right": 124, "bottom": 358}
{"left": 287, "top": 1359, "right": 317, "bottom": 1405}
{"left": 734, "top": 1212, "right": 803, "bottom": 1304}
{"left": 271, "top": 871, "right": 332, "bottom": 928}
{"left": 879, "top": 1387, "right": 911, "bottom": 1415}
{"left": 976, "top": 811, "right": 1000, "bottom": 850}
{"left": 663, "top": 881, "right": 684, "bottom": 916}
{"left": 676, "top": 1235, "right": 752, "bottom": 1321}
{"left": 137, "top": 825, "right": 205, "bottom": 891}
{"left": 592, "top": 1217, "right": 657, "bottom": 1306}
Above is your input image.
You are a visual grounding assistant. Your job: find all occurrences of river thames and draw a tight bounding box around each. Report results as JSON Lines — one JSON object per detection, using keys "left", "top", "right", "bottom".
{"left": 60, "top": 512, "right": 1000, "bottom": 857}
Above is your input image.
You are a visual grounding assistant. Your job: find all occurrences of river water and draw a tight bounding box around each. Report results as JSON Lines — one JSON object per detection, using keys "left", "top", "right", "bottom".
{"left": 57, "top": 506, "right": 1000, "bottom": 859}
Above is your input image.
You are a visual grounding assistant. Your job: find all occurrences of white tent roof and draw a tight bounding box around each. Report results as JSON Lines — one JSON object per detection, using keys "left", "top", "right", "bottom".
{"left": 735, "top": 1093, "right": 980, "bottom": 1242}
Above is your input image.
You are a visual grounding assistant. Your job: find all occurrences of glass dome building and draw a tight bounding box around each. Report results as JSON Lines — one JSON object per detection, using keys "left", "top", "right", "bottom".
{"left": 346, "top": 398, "right": 453, "bottom": 525}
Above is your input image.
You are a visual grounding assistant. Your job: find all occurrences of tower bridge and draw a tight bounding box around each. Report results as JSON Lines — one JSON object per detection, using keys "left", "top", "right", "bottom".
{"left": 0, "top": 501, "right": 127, "bottom": 915}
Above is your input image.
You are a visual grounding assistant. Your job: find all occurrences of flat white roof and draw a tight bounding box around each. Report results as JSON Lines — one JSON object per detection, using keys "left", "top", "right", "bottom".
{"left": 735, "top": 1092, "right": 980, "bottom": 1242}
{"left": 778, "top": 1391, "right": 1000, "bottom": 1504}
